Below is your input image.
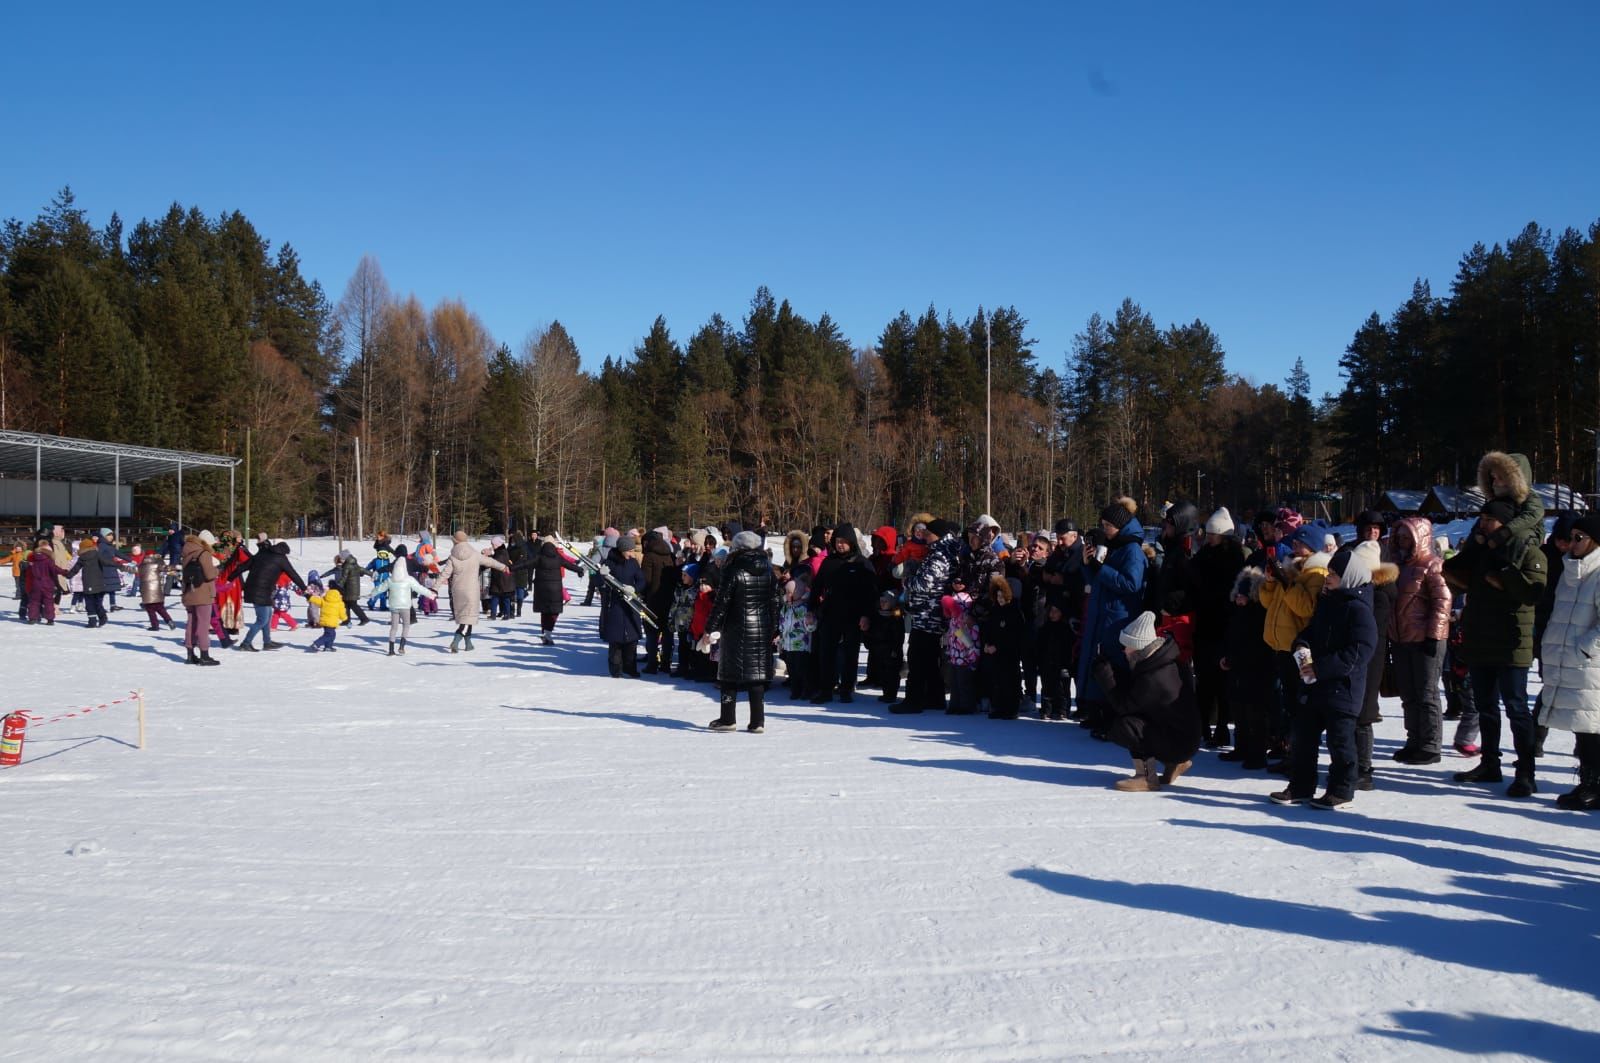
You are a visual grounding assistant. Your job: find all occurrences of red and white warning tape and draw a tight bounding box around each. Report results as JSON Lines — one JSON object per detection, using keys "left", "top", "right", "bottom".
{"left": 14, "top": 691, "right": 141, "bottom": 728}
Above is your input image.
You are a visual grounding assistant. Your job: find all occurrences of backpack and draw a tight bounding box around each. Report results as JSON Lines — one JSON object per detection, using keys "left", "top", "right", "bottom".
{"left": 183, "top": 558, "right": 206, "bottom": 592}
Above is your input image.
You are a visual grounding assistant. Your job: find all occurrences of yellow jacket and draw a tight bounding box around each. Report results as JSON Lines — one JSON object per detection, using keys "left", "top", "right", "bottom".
{"left": 311, "top": 588, "right": 347, "bottom": 628}
{"left": 1258, "top": 553, "right": 1329, "bottom": 652}
{"left": 7, "top": 546, "right": 24, "bottom": 578}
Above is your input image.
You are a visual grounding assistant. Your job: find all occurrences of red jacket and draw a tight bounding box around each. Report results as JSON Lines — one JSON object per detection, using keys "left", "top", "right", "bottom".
{"left": 1156, "top": 612, "right": 1195, "bottom": 665}
{"left": 690, "top": 588, "right": 716, "bottom": 640}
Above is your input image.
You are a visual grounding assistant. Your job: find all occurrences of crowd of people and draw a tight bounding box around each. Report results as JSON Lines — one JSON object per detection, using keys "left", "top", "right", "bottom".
{"left": 8, "top": 449, "right": 1598, "bottom": 813}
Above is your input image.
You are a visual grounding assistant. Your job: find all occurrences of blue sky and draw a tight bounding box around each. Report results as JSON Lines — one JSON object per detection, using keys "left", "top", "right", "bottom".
{"left": 4, "top": 2, "right": 1597, "bottom": 396}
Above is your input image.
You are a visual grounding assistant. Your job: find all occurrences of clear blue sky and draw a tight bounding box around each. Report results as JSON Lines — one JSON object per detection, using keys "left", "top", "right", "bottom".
{"left": 4, "top": 2, "right": 1597, "bottom": 397}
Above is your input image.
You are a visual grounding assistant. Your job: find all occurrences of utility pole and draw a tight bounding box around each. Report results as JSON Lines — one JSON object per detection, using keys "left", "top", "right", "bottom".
{"left": 985, "top": 312, "right": 993, "bottom": 516}
{"left": 429, "top": 449, "right": 439, "bottom": 533}
{"left": 336, "top": 482, "right": 344, "bottom": 551}
{"left": 244, "top": 427, "right": 251, "bottom": 539}
{"left": 353, "top": 434, "right": 365, "bottom": 541}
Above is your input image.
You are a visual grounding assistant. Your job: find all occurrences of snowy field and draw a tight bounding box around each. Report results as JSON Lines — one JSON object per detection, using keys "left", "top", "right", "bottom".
{"left": 3, "top": 537, "right": 1599, "bottom": 1062}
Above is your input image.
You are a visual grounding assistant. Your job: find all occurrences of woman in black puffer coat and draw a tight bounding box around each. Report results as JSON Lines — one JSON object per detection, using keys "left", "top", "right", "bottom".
{"left": 705, "top": 531, "right": 781, "bottom": 732}
{"left": 531, "top": 529, "right": 583, "bottom": 643}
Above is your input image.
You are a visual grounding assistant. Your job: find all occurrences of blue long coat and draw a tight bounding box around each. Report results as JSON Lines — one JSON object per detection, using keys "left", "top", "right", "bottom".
{"left": 600, "top": 553, "right": 648, "bottom": 644}
{"left": 1076, "top": 518, "right": 1148, "bottom": 703}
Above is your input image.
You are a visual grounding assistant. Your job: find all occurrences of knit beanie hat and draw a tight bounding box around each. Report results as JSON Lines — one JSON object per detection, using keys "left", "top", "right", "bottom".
{"left": 616, "top": 534, "right": 637, "bottom": 553}
{"left": 1099, "top": 503, "right": 1135, "bottom": 532}
{"left": 198, "top": 530, "right": 217, "bottom": 547}
{"left": 1482, "top": 499, "right": 1516, "bottom": 524}
{"left": 1054, "top": 518, "right": 1078, "bottom": 536}
{"left": 1574, "top": 515, "right": 1600, "bottom": 542}
{"left": 1204, "top": 507, "right": 1235, "bottom": 535}
{"left": 603, "top": 532, "right": 619, "bottom": 549}
{"left": 1118, "top": 611, "right": 1159, "bottom": 651}
{"left": 732, "top": 530, "right": 763, "bottom": 551}
{"left": 100, "top": 527, "right": 113, "bottom": 539}
{"left": 491, "top": 534, "right": 505, "bottom": 548}
{"left": 1330, "top": 540, "right": 1381, "bottom": 589}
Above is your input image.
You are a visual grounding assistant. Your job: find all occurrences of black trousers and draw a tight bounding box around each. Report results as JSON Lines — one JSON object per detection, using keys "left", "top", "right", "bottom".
{"left": 1195, "top": 643, "right": 1229, "bottom": 729}
{"left": 814, "top": 619, "right": 862, "bottom": 696}
{"left": 904, "top": 629, "right": 945, "bottom": 710}
{"left": 1289, "top": 703, "right": 1358, "bottom": 800}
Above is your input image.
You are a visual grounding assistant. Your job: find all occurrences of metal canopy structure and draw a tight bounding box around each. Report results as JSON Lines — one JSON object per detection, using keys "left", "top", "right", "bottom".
{"left": 0, "top": 429, "right": 240, "bottom": 537}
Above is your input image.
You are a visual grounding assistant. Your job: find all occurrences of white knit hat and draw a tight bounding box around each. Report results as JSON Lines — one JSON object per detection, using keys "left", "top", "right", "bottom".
{"left": 1331, "top": 540, "right": 1381, "bottom": 589}
{"left": 1204, "top": 507, "right": 1235, "bottom": 535}
{"left": 1119, "top": 611, "right": 1159, "bottom": 651}
{"left": 198, "top": 530, "right": 216, "bottom": 547}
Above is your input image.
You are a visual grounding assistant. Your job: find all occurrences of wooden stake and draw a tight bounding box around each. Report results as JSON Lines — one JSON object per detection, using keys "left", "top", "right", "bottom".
{"left": 137, "top": 688, "right": 146, "bottom": 750}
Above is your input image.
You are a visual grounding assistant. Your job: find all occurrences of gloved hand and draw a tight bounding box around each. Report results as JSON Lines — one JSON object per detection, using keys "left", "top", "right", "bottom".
{"left": 622, "top": 585, "right": 637, "bottom": 598}
{"left": 1419, "top": 638, "right": 1439, "bottom": 658}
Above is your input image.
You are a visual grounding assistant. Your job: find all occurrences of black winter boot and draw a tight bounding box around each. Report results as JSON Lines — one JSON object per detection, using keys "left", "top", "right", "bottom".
{"left": 1455, "top": 760, "right": 1503, "bottom": 783}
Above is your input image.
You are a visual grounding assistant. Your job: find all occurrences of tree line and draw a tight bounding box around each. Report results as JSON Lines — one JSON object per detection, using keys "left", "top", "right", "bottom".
{"left": 2, "top": 188, "right": 1597, "bottom": 536}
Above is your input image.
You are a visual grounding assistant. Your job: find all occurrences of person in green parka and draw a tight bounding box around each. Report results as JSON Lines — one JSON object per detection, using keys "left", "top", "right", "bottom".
{"left": 1444, "top": 495, "right": 1548, "bottom": 797}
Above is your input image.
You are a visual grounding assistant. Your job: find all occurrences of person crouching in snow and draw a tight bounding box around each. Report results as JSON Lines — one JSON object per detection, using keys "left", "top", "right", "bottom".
{"left": 384, "top": 558, "right": 437, "bottom": 655}
{"left": 1092, "top": 611, "right": 1204, "bottom": 791}
{"left": 308, "top": 585, "right": 347, "bottom": 652}
{"left": 1271, "top": 541, "right": 1380, "bottom": 810}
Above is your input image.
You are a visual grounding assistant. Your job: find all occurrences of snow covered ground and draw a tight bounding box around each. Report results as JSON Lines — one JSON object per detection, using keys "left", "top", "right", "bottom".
{"left": 3, "top": 538, "right": 1599, "bottom": 1061}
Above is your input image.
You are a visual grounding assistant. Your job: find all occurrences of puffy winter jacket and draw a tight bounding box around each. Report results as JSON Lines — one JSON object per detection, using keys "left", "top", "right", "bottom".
{"left": 707, "top": 546, "right": 781, "bottom": 685}
{"left": 1259, "top": 553, "right": 1329, "bottom": 653}
{"left": 599, "top": 553, "right": 648, "bottom": 644}
{"left": 1189, "top": 539, "right": 1246, "bottom": 648}
{"left": 1538, "top": 547, "right": 1600, "bottom": 734}
{"left": 1390, "top": 516, "right": 1450, "bottom": 645}
{"left": 1443, "top": 523, "right": 1548, "bottom": 668}
{"left": 906, "top": 533, "right": 961, "bottom": 635}
{"left": 67, "top": 544, "right": 113, "bottom": 594}
{"left": 179, "top": 536, "right": 219, "bottom": 608}
{"left": 1296, "top": 585, "right": 1378, "bottom": 717}
{"left": 137, "top": 555, "right": 167, "bottom": 605}
{"left": 232, "top": 542, "right": 306, "bottom": 607}
{"left": 385, "top": 569, "right": 436, "bottom": 612}
{"left": 1076, "top": 519, "right": 1148, "bottom": 702}
{"left": 312, "top": 588, "right": 347, "bottom": 627}
{"left": 1091, "top": 636, "right": 1203, "bottom": 765}
{"left": 809, "top": 548, "right": 878, "bottom": 628}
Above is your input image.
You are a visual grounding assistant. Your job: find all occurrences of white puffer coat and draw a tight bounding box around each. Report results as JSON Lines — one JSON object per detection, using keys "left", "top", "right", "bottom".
{"left": 1538, "top": 548, "right": 1600, "bottom": 734}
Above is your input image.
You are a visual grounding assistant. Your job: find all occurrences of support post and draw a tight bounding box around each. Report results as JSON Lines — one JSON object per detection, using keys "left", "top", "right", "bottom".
{"left": 35, "top": 442, "right": 41, "bottom": 529}
{"left": 136, "top": 688, "right": 146, "bottom": 750}
{"left": 177, "top": 460, "right": 183, "bottom": 530}
{"left": 114, "top": 453, "right": 121, "bottom": 544}
{"left": 244, "top": 428, "right": 251, "bottom": 540}
{"left": 354, "top": 434, "right": 365, "bottom": 541}
{"left": 985, "top": 312, "right": 992, "bottom": 517}
{"left": 229, "top": 464, "right": 236, "bottom": 532}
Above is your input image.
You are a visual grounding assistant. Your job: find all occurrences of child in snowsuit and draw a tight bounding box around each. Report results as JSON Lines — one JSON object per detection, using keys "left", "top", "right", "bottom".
{"left": 26, "top": 539, "right": 61, "bottom": 624}
{"left": 1036, "top": 602, "right": 1073, "bottom": 721}
{"left": 943, "top": 592, "right": 981, "bottom": 714}
{"left": 976, "top": 574, "right": 1023, "bottom": 719}
{"left": 780, "top": 574, "right": 819, "bottom": 699}
{"left": 136, "top": 550, "right": 174, "bottom": 629}
{"left": 864, "top": 590, "right": 906, "bottom": 703}
{"left": 384, "top": 560, "right": 437, "bottom": 655}
{"left": 687, "top": 572, "right": 718, "bottom": 682}
{"left": 270, "top": 573, "right": 299, "bottom": 631}
{"left": 304, "top": 571, "right": 325, "bottom": 627}
{"left": 669, "top": 564, "right": 701, "bottom": 678}
{"left": 308, "top": 586, "right": 347, "bottom": 652}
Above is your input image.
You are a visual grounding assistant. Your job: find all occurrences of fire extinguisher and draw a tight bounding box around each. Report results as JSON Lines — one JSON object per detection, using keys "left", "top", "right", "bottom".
{"left": 1, "top": 713, "right": 27, "bottom": 767}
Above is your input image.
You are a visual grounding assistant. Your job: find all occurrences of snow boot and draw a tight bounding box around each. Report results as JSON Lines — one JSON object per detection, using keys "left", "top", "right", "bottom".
{"left": 398, "top": 639, "right": 406, "bottom": 656}
{"left": 387, "top": 642, "right": 395, "bottom": 657}
{"left": 1310, "top": 792, "right": 1353, "bottom": 811}
{"left": 1455, "top": 760, "right": 1503, "bottom": 784}
{"left": 1506, "top": 771, "right": 1538, "bottom": 798}
{"left": 1355, "top": 772, "right": 1375, "bottom": 792}
{"left": 1268, "top": 789, "right": 1311, "bottom": 805}
{"left": 450, "top": 633, "right": 462, "bottom": 653}
{"left": 464, "top": 635, "right": 475, "bottom": 651}
{"left": 1556, "top": 767, "right": 1600, "bottom": 810}
{"left": 1114, "top": 758, "right": 1161, "bottom": 792}
{"left": 198, "top": 652, "right": 220, "bottom": 666}
{"left": 708, "top": 720, "right": 737, "bottom": 732}
{"left": 1160, "top": 759, "right": 1193, "bottom": 785}
{"left": 186, "top": 648, "right": 199, "bottom": 665}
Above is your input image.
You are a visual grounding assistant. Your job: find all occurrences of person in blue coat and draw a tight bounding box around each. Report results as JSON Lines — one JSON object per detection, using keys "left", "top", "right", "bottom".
{"left": 1272, "top": 540, "right": 1380, "bottom": 810}
{"left": 1077, "top": 498, "right": 1148, "bottom": 736}
{"left": 600, "top": 534, "right": 649, "bottom": 678}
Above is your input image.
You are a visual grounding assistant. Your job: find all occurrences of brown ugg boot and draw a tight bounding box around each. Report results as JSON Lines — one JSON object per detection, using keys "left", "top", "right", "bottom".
{"left": 1161, "top": 759, "right": 1193, "bottom": 785}
{"left": 1115, "top": 758, "right": 1162, "bottom": 792}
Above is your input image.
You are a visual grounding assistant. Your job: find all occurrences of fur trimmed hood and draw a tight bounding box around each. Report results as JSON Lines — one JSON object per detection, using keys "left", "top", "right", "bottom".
{"left": 1372, "top": 561, "right": 1400, "bottom": 587}
{"left": 1231, "top": 566, "right": 1266, "bottom": 603}
{"left": 1478, "top": 451, "right": 1533, "bottom": 504}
